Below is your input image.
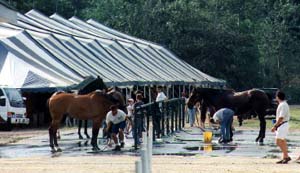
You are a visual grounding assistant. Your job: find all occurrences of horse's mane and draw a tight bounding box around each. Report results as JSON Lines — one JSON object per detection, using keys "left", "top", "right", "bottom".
{"left": 78, "top": 76, "right": 107, "bottom": 95}
{"left": 195, "top": 87, "right": 234, "bottom": 96}
{"left": 90, "top": 90, "right": 106, "bottom": 96}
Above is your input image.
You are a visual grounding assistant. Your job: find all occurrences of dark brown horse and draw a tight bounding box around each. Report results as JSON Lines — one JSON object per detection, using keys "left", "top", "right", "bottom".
{"left": 187, "top": 88, "right": 271, "bottom": 144}
{"left": 48, "top": 90, "right": 125, "bottom": 152}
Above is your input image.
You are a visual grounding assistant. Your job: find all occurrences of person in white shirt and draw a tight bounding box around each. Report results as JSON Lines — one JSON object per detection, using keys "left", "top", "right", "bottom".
{"left": 156, "top": 86, "right": 167, "bottom": 102}
{"left": 154, "top": 86, "right": 167, "bottom": 138}
{"left": 271, "top": 90, "right": 291, "bottom": 164}
{"left": 105, "top": 105, "right": 127, "bottom": 151}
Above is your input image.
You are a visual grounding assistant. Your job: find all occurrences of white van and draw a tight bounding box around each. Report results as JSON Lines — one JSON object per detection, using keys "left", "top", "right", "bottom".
{"left": 0, "top": 87, "right": 29, "bottom": 129}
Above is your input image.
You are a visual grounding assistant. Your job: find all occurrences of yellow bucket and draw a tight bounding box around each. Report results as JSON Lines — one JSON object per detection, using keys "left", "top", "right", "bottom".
{"left": 203, "top": 144, "right": 213, "bottom": 152}
{"left": 203, "top": 131, "right": 213, "bottom": 143}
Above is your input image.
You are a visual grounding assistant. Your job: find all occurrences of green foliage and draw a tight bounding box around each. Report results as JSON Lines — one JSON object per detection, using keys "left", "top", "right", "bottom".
{"left": 4, "top": 0, "right": 300, "bottom": 102}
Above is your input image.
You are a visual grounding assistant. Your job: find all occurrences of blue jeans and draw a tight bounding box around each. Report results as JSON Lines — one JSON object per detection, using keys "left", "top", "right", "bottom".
{"left": 133, "top": 117, "right": 145, "bottom": 145}
{"left": 220, "top": 109, "right": 234, "bottom": 141}
{"left": 188, "top": 108, "right": 196, "bottom": 126}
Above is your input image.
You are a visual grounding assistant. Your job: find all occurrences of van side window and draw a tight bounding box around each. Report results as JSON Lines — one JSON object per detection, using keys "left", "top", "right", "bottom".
{"left": 0, "top": 89, "right": 3, "bottom": 96}
{"left": 0, "top": 89, "right": 5, "bottom": 106}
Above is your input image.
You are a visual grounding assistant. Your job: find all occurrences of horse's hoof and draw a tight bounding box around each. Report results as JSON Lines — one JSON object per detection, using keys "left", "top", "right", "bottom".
{"left": 56, "top": 147, "right": 62, "bottom": 152}
{"left": 258, "top": 139, "right": 264, "bottom": 146}
{"left": 255, "top": 137, "right": 260, "bottom": 143}
{"left": 113, "top": 145, "right": 121, "bottom": 151}
{"left": 51, "top": 148, "right": 57, "bottom": 153}
{"left": 86, "top": 135, "right": 90, "bottom": 139}
{"left": 258, "top": 142, "right": 264, "bottom": 146}
{"left": 92, "top": 146, "right": 100, "bottom": 151}
{"left": 79, "top": 135, "right": 83, "bottom": 139}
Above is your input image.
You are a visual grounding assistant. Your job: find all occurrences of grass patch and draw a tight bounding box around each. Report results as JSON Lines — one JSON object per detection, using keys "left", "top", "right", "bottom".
{"left": 233, "top": 105, "right": 300, "bottom": 130}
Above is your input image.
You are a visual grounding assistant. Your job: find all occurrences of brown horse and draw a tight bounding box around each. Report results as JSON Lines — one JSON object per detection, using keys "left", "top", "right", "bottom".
{"left": 187, "top": 88, "right": 271, "bottom": 144}
{"left": 48, "top": 90, "right": 125, "bottom": 152}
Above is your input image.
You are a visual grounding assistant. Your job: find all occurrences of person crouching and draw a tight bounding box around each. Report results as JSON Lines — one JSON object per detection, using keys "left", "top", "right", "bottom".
{"left": 210, "top": 108, "right": 234, "bottom": 143}
{"left": 105, "top": 105, "right": 127, "bottom": 151}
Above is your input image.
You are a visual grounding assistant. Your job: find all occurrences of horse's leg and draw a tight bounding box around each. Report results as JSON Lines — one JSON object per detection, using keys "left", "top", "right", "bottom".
{"left": 78, "top": 120, "right": 83, "bottom": 139}
{"left": 91, "top": 120, "right": 101, "bottom": 150}
{"left": 48, "top": 120, "right": 60, "bottom": 152}
{"left": 84, "top": 120, "right": 90, "bottom": 139}
{"left": 256, "top": 113, "right": 266, "bottom": 144}
{"left": 237, "top": 114, "right": 243, "bottom": 126}
{"left": 200, "top": 102, "right": 208, "bottom": 128}
{"left": 52, "top": 120, "right": 62, "bottom": 152}
{"left": 48, "top": 124, "right": 55, "bottom": 153}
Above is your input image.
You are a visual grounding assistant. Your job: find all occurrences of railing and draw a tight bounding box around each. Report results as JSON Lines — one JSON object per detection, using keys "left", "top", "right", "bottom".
{"left": 133, "top": 98, "right": 186, "bottom": 149}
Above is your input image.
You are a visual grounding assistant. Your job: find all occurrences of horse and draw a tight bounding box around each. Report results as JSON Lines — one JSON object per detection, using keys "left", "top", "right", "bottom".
{"left": 48, "top": 89, "right": 125, "bottom": 152}
{"left": 187, "top": 87, "right": 271, "bottom": 144}
{"left": 76, "top": 76, "right": 108, "bottom": 139}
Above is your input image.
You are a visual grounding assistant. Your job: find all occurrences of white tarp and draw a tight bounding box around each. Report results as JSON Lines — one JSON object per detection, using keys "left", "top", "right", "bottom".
{"left": 0, "top": 29, "right": 82, "bottom": 88}
{"left": 0, "top": 9, "right": 225, "bottom": 90}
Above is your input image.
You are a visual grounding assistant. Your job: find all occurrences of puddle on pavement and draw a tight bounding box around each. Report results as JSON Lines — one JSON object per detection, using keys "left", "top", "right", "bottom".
{"left": 1, "top": 127, "right": 300, "bottom": 159}
{"left": 184, "top": 144, "right": 237, "bottom": 152}
{"left": 268, "top": 149, "right": 281, "bottom": 153}
{"left": 153, "top": 153, "right": 196, "bottom": 156}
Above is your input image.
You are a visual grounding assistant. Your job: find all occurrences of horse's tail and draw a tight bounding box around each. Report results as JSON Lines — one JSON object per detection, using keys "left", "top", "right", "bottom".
{"left": 265, "top": 93, "right": 273, "bottom": 107}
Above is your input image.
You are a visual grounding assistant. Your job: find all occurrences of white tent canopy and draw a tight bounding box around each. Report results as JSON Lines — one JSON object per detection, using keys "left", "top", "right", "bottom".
{"left": 0, "top": 9, "right": 225, "bottom": 91}
{"left": 0, "top": 29, "right": 82, "bottom": 88}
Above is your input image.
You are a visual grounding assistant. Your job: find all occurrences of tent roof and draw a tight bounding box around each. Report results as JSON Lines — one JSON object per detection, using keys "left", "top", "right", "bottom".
{"left": 0, "top": 9, "right": 225, "bottom": 91}
{"left": 0, "top": 29, "right": 82, "bottom": 89}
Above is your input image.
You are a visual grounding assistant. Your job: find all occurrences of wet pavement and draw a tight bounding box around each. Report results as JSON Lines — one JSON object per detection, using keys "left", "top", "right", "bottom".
{"left": 0, "top": 127, "right": 300, "bottom": 159}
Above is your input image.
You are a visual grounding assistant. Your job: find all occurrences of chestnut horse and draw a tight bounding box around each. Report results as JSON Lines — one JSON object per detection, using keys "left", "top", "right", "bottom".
{"left": 48, "top": 90, "right": 125, "bottom": 152}
{"left": 187, "top": 88, "right": 271, "bottom": 144}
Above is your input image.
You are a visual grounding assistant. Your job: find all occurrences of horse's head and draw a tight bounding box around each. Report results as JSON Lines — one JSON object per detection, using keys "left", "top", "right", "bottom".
{"left": 107, "top": 90, "right": 126, "bottom": 112}
{"left": 187, "top": 88, "right": 204, "bottom": 108}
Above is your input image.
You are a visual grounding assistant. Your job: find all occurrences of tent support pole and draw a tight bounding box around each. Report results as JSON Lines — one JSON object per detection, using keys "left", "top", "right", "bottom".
{"left": 148, "top": 86, "right": 151, "bottom": 103}
{"left": 125, "top": 88, "right": 128, "bottom": 104}
{"left": 178, "top": 85, "right": 181, "bottom": 98}
{"left": 172, "top": 85, "right": 175, "bottom": 98}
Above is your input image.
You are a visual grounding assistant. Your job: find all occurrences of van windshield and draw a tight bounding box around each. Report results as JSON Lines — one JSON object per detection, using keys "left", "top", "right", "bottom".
{"left": 3, "top": 88, "right": 25, "bottom": 108}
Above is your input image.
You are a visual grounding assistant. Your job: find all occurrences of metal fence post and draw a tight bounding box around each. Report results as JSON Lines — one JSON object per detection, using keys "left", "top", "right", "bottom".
{"left": 177, "top": 100, "right": 182, "bottom": 130}
{"left": 175, "top": 102, "right": 178, "bottom": 132}
{"left": 182, "top": 99, "right": 185, "bottom": 128}
{"left": 166, "top": 102, "right": 170, "bottom": 135}
{"left": 161, "top": 101, "right": 165, "bottom": 137}
{"left": 134, "top": 110, "right": 138, "bottom": 150}
{"left": 171, "top": 104, "right": 174, "bottom": 133}
{"left": 146, "top": 109, "right": 150, "bottom": 133}
{"left": 149, "top": 104, "right": 156, "bottom": 141}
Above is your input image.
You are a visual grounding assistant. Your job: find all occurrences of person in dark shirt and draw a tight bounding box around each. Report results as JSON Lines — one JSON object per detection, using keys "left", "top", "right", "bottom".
{"left": 132, "top": 94, "right": 145, "bottom": 146}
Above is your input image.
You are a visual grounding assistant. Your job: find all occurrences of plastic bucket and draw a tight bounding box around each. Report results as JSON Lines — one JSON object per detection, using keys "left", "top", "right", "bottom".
{"left": 203, "top": 144, "right": 213, "bottom": 152}
{"left": 203, "top": 131, "right": 213, "bottom": 143}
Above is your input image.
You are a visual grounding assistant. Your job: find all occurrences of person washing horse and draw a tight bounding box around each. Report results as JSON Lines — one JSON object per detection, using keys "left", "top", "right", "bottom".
{"left": 105, "top": 105, "right": 128, "bottom": 151}
{"left": 210, "top": 108, "right": 234, "bottom": 143}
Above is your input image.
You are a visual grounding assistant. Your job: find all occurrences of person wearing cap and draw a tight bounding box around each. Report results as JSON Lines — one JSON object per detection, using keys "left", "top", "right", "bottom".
{"left": 105, "top": 105, "right": 127, "bottom": 151}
